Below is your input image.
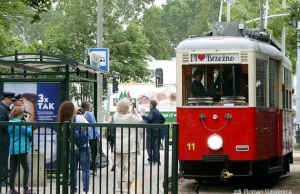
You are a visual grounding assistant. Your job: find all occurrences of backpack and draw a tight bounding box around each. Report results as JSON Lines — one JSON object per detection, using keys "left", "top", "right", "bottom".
{"left": 106, "top": 115, "right": 116, "bottom": 142}
{"left": 73, "top": 116, "right": 89, "bottom": 149}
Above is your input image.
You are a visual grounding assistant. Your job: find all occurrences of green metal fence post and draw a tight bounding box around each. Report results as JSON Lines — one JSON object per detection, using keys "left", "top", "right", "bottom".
{"left": 56, "top": 125, "right": 62, "bottom": 194}
{"left": 171, "top": 124, "right": 179, "bottom": 194}
{"left": 163, "top": 125, "right": 170, "bottom": 194}
{"left": 62, "top": 122, "right": 70, "bottom": 194}
{"left": 70, "top": 123, "right": 75, "bottom": 194}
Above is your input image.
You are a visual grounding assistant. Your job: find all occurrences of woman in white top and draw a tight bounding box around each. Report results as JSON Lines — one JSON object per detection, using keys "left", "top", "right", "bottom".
{"left": 108, "top": 98, "right": 143, "bottom": 194}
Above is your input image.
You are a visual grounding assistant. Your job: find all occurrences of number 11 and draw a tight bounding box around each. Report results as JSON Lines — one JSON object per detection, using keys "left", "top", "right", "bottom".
{"left": 187, "top": 143, "right": 195, "bottom": 150}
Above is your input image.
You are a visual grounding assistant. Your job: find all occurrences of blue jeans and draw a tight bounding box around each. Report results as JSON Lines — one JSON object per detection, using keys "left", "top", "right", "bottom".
{"left": 73, "top": 147, "right": 90, "bottom": 193}
{"left": 146, "top": 134, "right": 159, "bottom": 163}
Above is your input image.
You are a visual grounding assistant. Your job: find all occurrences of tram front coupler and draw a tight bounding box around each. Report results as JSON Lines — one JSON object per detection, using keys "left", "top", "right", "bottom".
{"left": 221, "top": 169, "right": 233, "bottom": 181}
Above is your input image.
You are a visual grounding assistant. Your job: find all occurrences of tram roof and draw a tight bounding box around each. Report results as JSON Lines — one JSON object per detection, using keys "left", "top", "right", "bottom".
{"left": 176, "top": 36, "right": 292, "bottom": 67}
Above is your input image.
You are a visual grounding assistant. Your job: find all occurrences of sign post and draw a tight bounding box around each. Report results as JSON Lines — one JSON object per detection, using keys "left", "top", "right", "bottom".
{"left": 89, "top": 48, "right": 109, "bottom": 122}
{"left": 88, "top": 48, "right": 110, "bottom": 73}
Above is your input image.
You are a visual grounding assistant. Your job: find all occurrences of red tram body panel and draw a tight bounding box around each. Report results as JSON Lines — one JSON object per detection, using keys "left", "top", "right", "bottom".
{"left": 177, "top": 107, "right": 285, "bottom": 161}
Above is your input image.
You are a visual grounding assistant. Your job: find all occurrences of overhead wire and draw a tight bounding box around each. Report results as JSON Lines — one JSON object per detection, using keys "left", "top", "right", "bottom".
{"left": 211, "top": 0, "right": 261, "bottom": 34}
{"left": 227, "top": 0, "right": 259, "bottom": 25}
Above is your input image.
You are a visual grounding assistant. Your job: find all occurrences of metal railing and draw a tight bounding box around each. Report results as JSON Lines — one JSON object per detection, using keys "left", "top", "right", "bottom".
{"left": 0, "top": 121, "right": 179, "bottom": 194}
{"left": 0, "top": 122, "right": 61, "bottom": 194}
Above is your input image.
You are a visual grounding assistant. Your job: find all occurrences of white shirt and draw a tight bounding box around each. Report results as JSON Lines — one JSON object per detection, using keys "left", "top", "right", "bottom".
{"left": 75, "top": 115, "right": 88, "bottom": 123}
{"left": 109, "top": 112, "right": 144, "bottom": 153}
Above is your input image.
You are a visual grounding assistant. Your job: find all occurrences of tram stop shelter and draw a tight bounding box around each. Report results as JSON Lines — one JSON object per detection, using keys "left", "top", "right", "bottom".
{"left": 0, "top": 50, "right": 103, "bottom": 118}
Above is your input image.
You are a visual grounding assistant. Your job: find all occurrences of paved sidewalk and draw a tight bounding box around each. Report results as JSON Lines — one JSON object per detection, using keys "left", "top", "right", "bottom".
{"left": 0, "top": 138, "right": 173, "bottom": 194}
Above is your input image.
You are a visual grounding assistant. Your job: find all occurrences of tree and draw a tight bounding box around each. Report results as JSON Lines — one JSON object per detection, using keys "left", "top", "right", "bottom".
{"left": 160, "top": 0, "right": 297, "bottom": 73}
{"left": 41, "top": 0, "right": 152, "bottom": 83}
{"left": 0, "top": 0, "right": 51, "bottom": 25}
{"left": 11, "top": 11, "right": 54, "bottom": 44}
{"left": 0, "top": 24, "right": 43, "bottom": 55}
{"left": 43, "top": 0, "right": 96, "bottom": 64}
{"left": 105, "top": 22, "right": 152, "bottom": 83}
{"left": 288, "top": 0, "right": 300, "bottom": 21}
{"left": 162, "top": 0, "right": 219, "bottom": 50}
{"left": 142, "top": 7, "right": 173, "bottom": 60}
{"left": 230, "top": 0, "right": 296, "bottom": 73}
{"left": 19, "top": 0, "right": 153, "bottom": 101}
{"left": 106, "top": 0, "right": 155, "bottom": 23}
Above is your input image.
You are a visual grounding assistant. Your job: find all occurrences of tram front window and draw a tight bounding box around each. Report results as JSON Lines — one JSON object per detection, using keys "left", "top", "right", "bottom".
{"left": 183, "top": 64, "right": 248, "bottom": 106}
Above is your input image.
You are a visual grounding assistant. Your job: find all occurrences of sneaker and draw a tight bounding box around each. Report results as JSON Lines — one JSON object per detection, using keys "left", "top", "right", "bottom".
{"left": 9, "top": 189, "right": 20, "bottom": 194}
{"left": 23, "top": 189, "right": 32, "bottom": 194}
{"left": 90, "top": 170, "right": 97, "bottom": 175}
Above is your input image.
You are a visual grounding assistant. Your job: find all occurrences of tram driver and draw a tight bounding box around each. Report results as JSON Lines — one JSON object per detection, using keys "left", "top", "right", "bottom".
{"left": 191, "top": 69, "right": 222, "bottom": 97}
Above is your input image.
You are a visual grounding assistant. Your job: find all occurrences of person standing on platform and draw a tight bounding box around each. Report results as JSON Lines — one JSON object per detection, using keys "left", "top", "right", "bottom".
{"left": 0, "top": 92, "right": 15, "bottom": 187}
{"left": 142, "top": 100, "right": 165, "bottom": 166}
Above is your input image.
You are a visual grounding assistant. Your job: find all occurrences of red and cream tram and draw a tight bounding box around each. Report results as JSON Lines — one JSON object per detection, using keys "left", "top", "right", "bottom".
{"left": 158, "top": 22, "right": 294, "bottom": 181}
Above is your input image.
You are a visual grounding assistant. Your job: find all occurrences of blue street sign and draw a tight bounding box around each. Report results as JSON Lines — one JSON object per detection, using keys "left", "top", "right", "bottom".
{"left": 88, "top": 48, "right": 109, "bottom": 73}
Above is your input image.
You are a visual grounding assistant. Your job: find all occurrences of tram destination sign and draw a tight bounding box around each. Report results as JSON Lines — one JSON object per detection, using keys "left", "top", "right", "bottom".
{"left": 191, "top": 53, "right": 240, "bottom": 63}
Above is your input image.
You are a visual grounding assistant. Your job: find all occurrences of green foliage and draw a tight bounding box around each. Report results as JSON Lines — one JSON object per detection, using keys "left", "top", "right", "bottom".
{"left": 107, "top": 0, "right": 155, "bottom": 22}
{"left": 288, "top": 0, "right": 300, "bottom": 21}
{"left": 161, "top": 0, "right": 213, "bottom": 48}
{"left": 6, "top": 0, "right": 154, "bottom": 101}
{"left": 42, "top": 0, "right": 96, "bottom": 63}
{"left": 1, "top": 0, "right": 299, "bottom": 102}
{"left": 142, "top": 7, "right": 173, "bottom": 59}
{"left": 158, "top": 0, "right": 297, "bottom": 73}
{"left": 0, "top": 25, "right": 42, "bottom": 55}
{"left": 106, "top": 22, "right": 152, "bottom": 83}
{"left": 0, "top": 0, "right": 51, "bottom": 25}
{"left": 293, "top": 108, "right": 296, "bottom": 116}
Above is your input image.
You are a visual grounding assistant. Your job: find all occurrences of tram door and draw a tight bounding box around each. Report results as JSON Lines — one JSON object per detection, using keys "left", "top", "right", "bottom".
{"left": 269, "top": 59, "right": 280, "bottom": 157}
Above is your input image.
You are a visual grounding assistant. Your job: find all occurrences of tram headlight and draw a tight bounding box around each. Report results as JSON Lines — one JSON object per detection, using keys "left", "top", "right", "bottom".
{"left": 207, "top": 134, "right": 223, "bottom": 150}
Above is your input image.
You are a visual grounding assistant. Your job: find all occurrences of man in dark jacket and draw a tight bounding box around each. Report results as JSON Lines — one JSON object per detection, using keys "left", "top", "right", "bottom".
{"left": 0, "top": 92, "right": 15, "bottom": 186}
{"left": 142, "top": 100, "right": 165, "bottom": 165}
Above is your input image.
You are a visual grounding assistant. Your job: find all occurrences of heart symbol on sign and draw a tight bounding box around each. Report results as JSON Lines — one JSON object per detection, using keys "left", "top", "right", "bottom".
{"left": 198, "top": 54, "right": 205, "bottom": 61}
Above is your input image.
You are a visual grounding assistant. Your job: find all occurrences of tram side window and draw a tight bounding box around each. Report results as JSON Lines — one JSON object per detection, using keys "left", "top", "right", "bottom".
{"left": 286, "top": 69, "right": 292, "bottom": 110}
{"left": 282, "top": 67, "right": 292, "bottom": 110}
{"left": 256, "top": 59, "right": 267, "bottom": 107}
{"left": 269, "top": 59, "right": 279, "bottom": 107}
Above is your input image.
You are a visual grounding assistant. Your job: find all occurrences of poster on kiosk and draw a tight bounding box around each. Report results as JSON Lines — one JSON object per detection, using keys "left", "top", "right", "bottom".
{"left": 4, "top": 82, "right": 60, "bottom": 169}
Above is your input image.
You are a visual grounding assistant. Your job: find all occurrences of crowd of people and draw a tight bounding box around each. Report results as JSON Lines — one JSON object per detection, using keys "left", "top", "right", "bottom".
{"left": 0, "top": 92, "right": 166, "bottom": 194}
